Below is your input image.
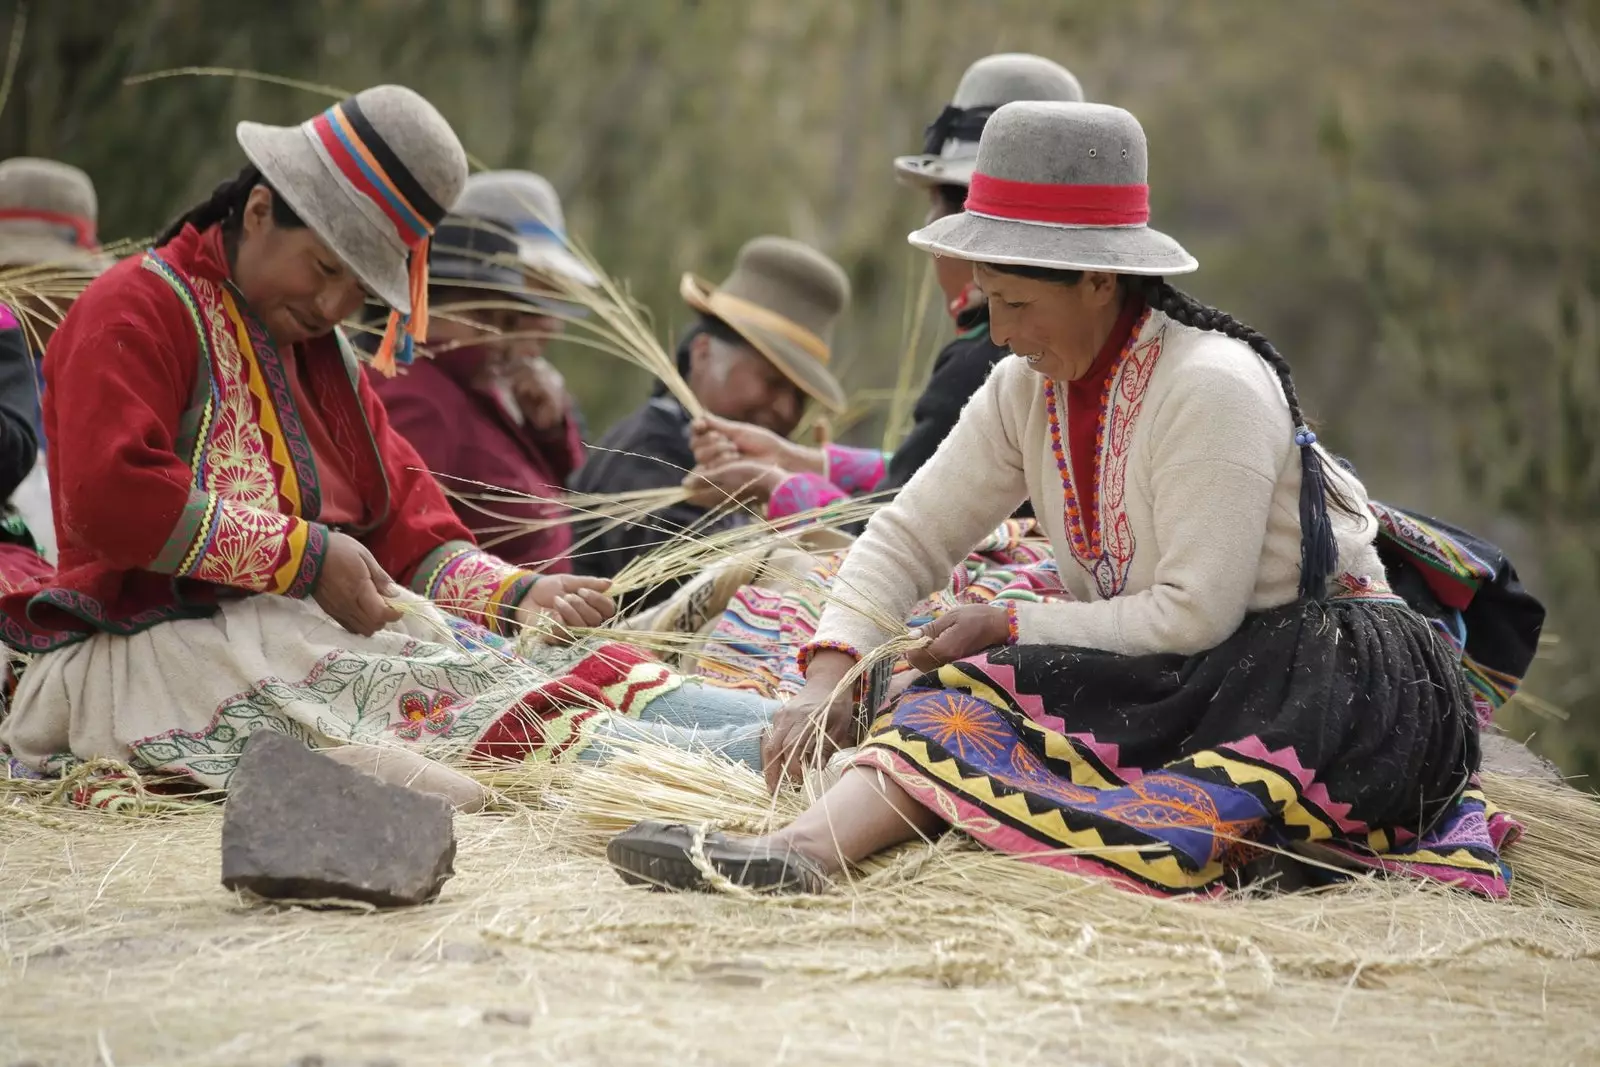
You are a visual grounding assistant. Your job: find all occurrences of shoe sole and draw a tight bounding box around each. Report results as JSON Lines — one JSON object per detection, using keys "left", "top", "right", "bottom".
{"left": 606, "top": 835, "right": 810, "bottom": 893}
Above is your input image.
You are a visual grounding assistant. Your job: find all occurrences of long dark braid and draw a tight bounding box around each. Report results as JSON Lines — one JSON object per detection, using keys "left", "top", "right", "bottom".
{"left": 153, "top": 165, "right": 305, "bottom": 247}
{"left": 1143, "top": 278, "right": 1348, "bottom": 600}
{"left": 989, "top": 263, "right": 1350, "bottom": 601}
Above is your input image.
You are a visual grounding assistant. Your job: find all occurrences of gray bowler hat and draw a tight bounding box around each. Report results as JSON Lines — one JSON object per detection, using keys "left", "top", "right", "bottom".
{"left": 909, "top": 102, "right": 1197, "bottom": 276}
{"left": 894, "top": 54, "right": 1084, "bottom": 190}
{"left": 236, "top": 85, "right": 467, "bottom": 314}
{"left": 680, "top": 237, "right": 850, "bottom": 414}
{"left": 454, "top": 170, "right": 599, "bottom": 289}
{"left": 0, "top": 157, "right": 113, "bottom": 271}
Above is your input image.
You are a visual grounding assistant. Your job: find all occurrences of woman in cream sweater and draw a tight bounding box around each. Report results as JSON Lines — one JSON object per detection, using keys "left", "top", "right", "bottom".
{"left": 608, "top": 102, "right": 1504, "bottom": 898}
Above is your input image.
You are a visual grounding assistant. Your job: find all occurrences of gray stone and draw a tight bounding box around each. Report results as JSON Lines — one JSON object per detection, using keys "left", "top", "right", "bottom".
{"left": 222, "top": 731, "right": 456, "bottom": 908}
{"left": 1480, "top": 730, "right": 1566, "bottom": 785}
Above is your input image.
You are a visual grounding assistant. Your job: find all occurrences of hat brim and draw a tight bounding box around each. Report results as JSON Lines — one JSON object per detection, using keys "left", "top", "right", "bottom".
{"left": 0, "top": 235, "right": 115, "bottom": 274}
{"left": 237, "top": 120, "right": 414, "bottom": 314}
{"left": 518, "top": 239, "right": 599, "bottom": 289}
{"left": 680, "top": 273, "right": 847, "bottom": 414}
{"left": 431, "top": 258, "right": 593, "bottom": 320}
{"left": 892, "top": 154, "right": 978, "bottom": 189}
{"left": 909, "top": 211, "right": 1198, "bottom": 276}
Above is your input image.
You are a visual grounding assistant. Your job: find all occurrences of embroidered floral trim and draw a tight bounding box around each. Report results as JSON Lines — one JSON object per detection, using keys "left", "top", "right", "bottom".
{"left": 224, "top": 286, "right": 324, "bottom": 519}
{"left": 1328, "top": 571, "right": 1404, "bottom": 604}
{"left": 1044, "top": 309, "right": 1160, "bottom": 600}
{"left": 823, "top": 444, "right": 887, "bottom": 496}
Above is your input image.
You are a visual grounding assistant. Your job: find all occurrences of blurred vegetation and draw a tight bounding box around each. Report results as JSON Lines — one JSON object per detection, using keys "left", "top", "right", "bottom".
{"left": 1, "top": 0, "right": 1595, "bottom": 775}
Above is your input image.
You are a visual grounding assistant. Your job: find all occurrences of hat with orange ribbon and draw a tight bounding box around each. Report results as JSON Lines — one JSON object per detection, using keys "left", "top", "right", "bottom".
{"left": 679, "top": 236, "right": 850, "bottom": 413}
{"left": 236, "top": 85, "right": 467, "bottom": 375}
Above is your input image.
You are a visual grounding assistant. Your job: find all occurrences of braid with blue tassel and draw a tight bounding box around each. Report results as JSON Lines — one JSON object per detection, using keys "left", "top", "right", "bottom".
{"left": 1145, "top": 282, "right": 1342, "bottom": 601}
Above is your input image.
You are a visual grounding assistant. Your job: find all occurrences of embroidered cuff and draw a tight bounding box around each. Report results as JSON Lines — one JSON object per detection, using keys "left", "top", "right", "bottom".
{"left": 822, "top": 444, "right": 887, "bottom": 496}
{"left": 796, "top": 640, "right": 861, "bottom": 677}
{"left": 1003, "top": 601, "right": 1022, "bottom": 645}
{"left": 152, "top": 490, "right": 330, "bottom": 598}
{"left": 409, "top": 539, "right": 538, "bottom": 634}
{"left": 282, "top": 521, "right": 330, "bottom": 600}
{"left": 767, "top": 472, "right": 848, "bottom": 521}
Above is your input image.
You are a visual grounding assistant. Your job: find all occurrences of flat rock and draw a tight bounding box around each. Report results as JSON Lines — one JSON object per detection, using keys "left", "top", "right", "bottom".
{"left": 222, "top": 731, "right": 456, "bottom": 908}
{"left": 1479, "top": 730, "right": 1566, "bottom": 785}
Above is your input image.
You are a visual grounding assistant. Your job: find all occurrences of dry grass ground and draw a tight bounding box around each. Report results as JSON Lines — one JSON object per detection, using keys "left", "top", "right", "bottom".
{"left": 3, "top": 756, "right": 1600, "bottom": 1067}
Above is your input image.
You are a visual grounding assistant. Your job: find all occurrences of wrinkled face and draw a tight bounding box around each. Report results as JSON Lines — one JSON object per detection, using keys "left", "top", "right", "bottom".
{"left": 423, "top": 287, "right": 560, "bottom": 392}
{"left": 231, "top": 186, "right": 370, "bottom": 347}
{"left": 973, "top": 263, "right": 1122, "bottom": 382}
{"left": 688, "top": 333, "right": 805, "bottom": 436}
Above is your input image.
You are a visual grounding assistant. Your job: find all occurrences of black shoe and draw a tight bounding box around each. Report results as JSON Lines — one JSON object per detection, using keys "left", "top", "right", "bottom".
{"left": 607, "top": 820, "right": 829, "bottom": 895}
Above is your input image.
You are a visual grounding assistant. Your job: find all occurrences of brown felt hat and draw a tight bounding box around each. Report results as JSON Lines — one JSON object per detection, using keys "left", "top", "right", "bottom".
{"left": 0, "top": 157, "right": 113, "bottom": 271}
{"left": 679, "top": 236, "right": 850, "bottom": 413}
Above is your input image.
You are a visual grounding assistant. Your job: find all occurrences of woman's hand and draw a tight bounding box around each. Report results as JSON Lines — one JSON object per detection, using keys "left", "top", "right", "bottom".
{"left": 518, "top": 574, "right": 616, "bottom": 642}
{"left": 762, "top": 650, "right": 859, "bottom": 791}
{"left": 903, "top": 605, "right": 1011, "bottom": 674}
{"left": 507, "top": 356, "right": 570, "bottom": 433}
{"left": 682, "top": 459, "right": 788, "bottom": 509}
{"left": 313, "top": 532, "right": 404, "bottom": 637}
{"left": 690, "top": 414, "right": 823, "bottom": 474}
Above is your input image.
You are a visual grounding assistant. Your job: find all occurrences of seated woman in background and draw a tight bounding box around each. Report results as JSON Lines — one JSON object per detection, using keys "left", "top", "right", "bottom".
{"left": 608, "top": 102, "right": 1511, "bottom": 899}
{"left": 0, "top": 86, "right": 744, "bottom": 791}
{"left": 0, "top": 155, "right": 114, "bottom": 566}
{"left": 683, "top": 53, "right": 1085, "bottom": 521}
{"left": 571, "top": 236, "right": 851, "bottom": 607}
{"left": 0, "top": 314, "right": 48, "bottom": 592}
{"left": 371, "top": 191, "right": 587, "bottom": 572}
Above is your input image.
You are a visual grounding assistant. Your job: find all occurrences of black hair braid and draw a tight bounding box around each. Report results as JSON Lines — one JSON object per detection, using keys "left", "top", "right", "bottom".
{"left": 153, "top": 164, "right": 306, "bottom": 247}
{"left": 1145, "top": 279, "right": 1353, "bottom": 600}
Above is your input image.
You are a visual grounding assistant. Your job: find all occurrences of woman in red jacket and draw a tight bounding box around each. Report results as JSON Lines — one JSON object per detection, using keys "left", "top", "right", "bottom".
{"left": 0, "top": 86, "right": 689, "bottom": 790}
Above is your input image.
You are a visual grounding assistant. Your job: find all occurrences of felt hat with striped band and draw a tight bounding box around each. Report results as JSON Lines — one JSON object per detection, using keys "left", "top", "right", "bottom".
{"left": 894, "top": 54, "right": 1084, "bottom": 190}
{"left": 0, "top": 157, "right": 111, "bottom": 271}
{"left": 236, "top": 85, "right": 467, "bottom": 374}
{"left": 909, "top": 101, "right": 1197, "bottom": 276}
{"left": 453, "top": 171, "right": 599, "bottom": 289}
{"left": 428, "top": 215, "right": 552, "bottom": 309}
{"left": 680, "top": 236, "right": 850, "bottom": 414}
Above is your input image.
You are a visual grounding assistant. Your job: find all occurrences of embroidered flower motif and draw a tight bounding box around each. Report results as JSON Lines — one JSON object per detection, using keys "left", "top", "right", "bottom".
{"left": 898, "top": 690, "right": 1011, "bottom": 763}
{"left": 390, "top": 690, "right": 457, "bottom": 741}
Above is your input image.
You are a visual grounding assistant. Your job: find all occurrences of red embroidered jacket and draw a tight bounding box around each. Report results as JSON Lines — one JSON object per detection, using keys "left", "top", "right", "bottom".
{"left": 0, "top": 225, "right": 538, "bottom": 652}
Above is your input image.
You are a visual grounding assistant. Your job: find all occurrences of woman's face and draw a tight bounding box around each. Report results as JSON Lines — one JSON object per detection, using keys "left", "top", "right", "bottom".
{"left": 688, "top": 333, "right": 805, "bottom": 436}
{"left": 973, "top": 263, "right": 1122, "bottom": 382}
{"left": 425, "top": 289, "right": 563, "bottom": 391}
{"left": 232, "top": 187, "right": 369, "bottom": 347}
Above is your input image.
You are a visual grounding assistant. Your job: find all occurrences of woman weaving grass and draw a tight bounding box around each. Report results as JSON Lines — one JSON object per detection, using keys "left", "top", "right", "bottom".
{"left": 609, "top": 102, "right": 1514, "bottom": 898}
{"left": 0, "top": 86, "right": 781, "bottom": 789}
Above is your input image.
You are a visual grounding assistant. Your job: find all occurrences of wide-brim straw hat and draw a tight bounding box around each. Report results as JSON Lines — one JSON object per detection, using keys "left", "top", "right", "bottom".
{"left": 894, "top": 54, "right": 1084, "bottom": 190}
{"left": 236, "top": 85, "right": 467, "bottom": 315}
{"left": 453, "top": 170, "right": 599, "bottom": 290}
{"left": 909, "top": 101, "right": 1198, "bottom": 276}
{"left": 680, "top": 236, "right": 850, "bottom": 413}
{"left": 0, "top": 157, "right": 114, "bottom": 272}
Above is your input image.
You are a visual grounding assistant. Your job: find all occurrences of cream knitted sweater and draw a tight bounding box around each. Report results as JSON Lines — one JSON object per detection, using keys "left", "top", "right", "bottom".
{"left": 811, "top": 309, "right": 1386, "bottom": 659}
